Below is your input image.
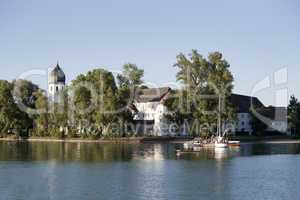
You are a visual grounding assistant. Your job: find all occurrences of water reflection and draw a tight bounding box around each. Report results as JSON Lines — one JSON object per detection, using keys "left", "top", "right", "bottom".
{"left": 1, "top": 141, "right": 300, "bottom": 163}
{"left": 1, "top": 141, "right": 300, "bottom": 200}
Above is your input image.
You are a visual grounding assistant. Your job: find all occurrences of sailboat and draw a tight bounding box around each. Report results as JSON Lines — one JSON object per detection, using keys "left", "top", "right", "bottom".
{"left": 214, "top": 95, "right": 228, "bottom": 149}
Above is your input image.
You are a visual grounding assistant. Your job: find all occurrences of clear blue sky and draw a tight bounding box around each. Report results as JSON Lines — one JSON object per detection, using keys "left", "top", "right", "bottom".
{"left": 0, "top": 0, "right": 299, "bottom": 106}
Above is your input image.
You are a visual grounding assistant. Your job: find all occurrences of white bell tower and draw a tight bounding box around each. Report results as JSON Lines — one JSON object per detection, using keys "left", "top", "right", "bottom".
{"left": 48, "top": 62, "right": 66, "bottom": 101}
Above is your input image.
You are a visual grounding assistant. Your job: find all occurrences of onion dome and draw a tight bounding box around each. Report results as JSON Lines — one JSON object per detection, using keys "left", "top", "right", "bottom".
{"left": 49, "top": 63, "right": 66, "bottom": 84}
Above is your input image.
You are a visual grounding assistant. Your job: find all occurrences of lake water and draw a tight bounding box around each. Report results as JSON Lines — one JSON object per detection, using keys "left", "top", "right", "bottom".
{"left": 1, "top": 141, "right": 300, "bottom": 200}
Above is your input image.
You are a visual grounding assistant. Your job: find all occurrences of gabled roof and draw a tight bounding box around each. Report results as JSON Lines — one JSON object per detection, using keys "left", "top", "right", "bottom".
{"left": 230, "top": 93, "right": 264, "bottom": 113}
{"left": 135, "top": 87, "right": 171, "bottom": 103}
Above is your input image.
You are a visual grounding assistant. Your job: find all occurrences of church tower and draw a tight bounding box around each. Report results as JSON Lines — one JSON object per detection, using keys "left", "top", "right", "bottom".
{"left": 48, "top": 62, "right": 66, "bottom": 100}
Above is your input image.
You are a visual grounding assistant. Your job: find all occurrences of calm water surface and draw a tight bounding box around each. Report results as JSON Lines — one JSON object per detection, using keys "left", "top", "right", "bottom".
{"left": 1, "top": 141, "right": 300, "bottom": 200}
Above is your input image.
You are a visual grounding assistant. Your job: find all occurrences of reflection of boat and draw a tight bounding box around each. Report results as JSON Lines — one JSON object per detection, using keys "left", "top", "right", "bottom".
{"left": 215, "top": 142, "right": 228, "bottom": 148}
{"left": 183, "top": 141, "right": 194, "bottom": 149}
{"left": 214, "top": 147, "right": 228, "bottom": 159}
{"left": 193, "top": 146, "right": 201, "bottom": 151}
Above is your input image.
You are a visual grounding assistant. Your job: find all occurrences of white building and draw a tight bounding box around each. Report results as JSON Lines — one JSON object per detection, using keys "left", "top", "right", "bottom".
{"left": 132, "top": 90, "right": 267, "bottom": 136}
{"left": 132, "top": 87, "right": 171, "bottom": 136}
{"left": 228, "top": 94, "right": 288, "bottom": 135}
{"left": 48, "top": 63, "right": 66, "bottom": 101}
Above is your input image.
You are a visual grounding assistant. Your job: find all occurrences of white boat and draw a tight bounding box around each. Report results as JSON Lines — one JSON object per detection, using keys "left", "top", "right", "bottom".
{"left": 183, "top": 138, "right": 203, "bottom": 150}
{"left": 193, "top": 140, "right": 202, "bottom": 147}
{"left": 215, "top": 142, "right": 228, "bottom": 148}
{"left": 214, "top": 136, "right": 228, "bottom": 148}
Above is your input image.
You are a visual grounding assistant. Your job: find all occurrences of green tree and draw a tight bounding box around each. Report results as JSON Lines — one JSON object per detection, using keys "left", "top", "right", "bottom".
{"left": 12, "top": 79, "right": 39, "bottom": 134}
{"left": 33, "top": 90, "right": 49, "bottom": 137}
{"left": 48, "top": 88, "right": 69, "bottom": 138}
{"left": 167, "top": 50, "right": 235, "bottom": 136}
{"left": 207, "top": 52, "right": 235, "bottom": 135}
{"left": 71, "top": 69, "right": 121, "bottom": 138}
{"left": 288, "top": 95, "right": 300, "bottom": 136}
{"left": 117, "top": 63, "right": 144, "bottom": 87}
{"left": 0, "top": 80, "right": 31, "bottom": 137}
{"left": 12, "top": 79, "right": 39, "bottom": 110}
{"left": 116, "top": 63, "right": 145, "bottom": 136}
{"left": 117, "top": 63, "right": 144, "bottom": 107}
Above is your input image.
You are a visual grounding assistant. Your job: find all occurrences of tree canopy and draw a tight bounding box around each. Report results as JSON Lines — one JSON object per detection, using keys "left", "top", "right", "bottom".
{"left": 165, "top": 50, "right": 235, "bottom": 135}
{"left": 288, "top": 95, "right": 300, "bottom": 136}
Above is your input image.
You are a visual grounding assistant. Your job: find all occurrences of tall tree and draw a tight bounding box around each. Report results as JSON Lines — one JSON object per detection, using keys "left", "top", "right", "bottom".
{"left": 288, "top": 95, "right": 300, "bottom": 135}
{"left": 117, "top": 63, "right": 144, "bottom": 105}
{"left": 12, "top": 79, "right": 39, "bottom": 111}
{"left": 12, "top": 79, "right": 39, "bottom": 133}
{"left": 117, "top": 63, "right": 144, "bottom": 87}
{"left": 71, "top": 69, "right": 121, "bottom": 137}
{"left": 167, "top": 50, "right": 235, "bottom": 136}
{"left": 207, "top": 52, "right": 235, "bottom": 135}
{"left": 0, "top": 80, "right": 31, "bottom": 137}
{"left": 33, "top": 90, "right": 49, "bottom": 136}
{"left": 117, "top": 63, "right": 144, "bottom": 135}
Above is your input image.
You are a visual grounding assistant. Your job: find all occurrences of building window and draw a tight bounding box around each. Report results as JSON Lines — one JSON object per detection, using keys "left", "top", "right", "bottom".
{"left": 56, "top": 86, "right": 58, "bottom": 92}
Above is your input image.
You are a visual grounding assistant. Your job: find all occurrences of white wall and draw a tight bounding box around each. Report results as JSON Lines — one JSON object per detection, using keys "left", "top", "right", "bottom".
{"left": 48, "top": 83, "right": 65, "bottom": 100}
{"left": 134, "top": 102, "right": 160, "bottom": 121}
{"left": 134, "top": 102, "right": 170, "bottom": 136}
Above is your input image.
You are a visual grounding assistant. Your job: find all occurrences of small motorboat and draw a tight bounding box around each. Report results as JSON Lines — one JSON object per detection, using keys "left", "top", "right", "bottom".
{"left": 193, "top": 140, "right": 202, "bottom": 147}
{"left": 228, "top": 141, "right": 240, "bottom": 147}
{"left": 215, "top": 142, "right": 228, "bottom": 148}
{"left": 183, "top": 138, "right": 203, "bottom": 150}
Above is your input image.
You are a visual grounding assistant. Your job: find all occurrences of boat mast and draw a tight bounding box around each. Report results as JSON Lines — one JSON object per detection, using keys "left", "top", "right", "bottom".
{"left": 218, "top": 94, "right": 222, "bottom": 137}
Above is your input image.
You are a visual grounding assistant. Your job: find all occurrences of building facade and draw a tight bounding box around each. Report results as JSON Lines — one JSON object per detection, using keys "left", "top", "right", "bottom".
{"left": 132, "top": 89, "right": 288, "bottom": 136}
{"left": 228, "top": 94, "right": 265, "bottom": 134}
{"left": 132, "top": 87, "right": 171, "bottom": 136}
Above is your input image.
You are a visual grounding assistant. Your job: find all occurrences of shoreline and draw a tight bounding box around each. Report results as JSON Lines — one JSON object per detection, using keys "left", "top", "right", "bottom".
{"left": 0, "top": 137, "right": 143, "bottom": 143}
{"left": 1, "top": 136, "right": 300, "bottom": 145}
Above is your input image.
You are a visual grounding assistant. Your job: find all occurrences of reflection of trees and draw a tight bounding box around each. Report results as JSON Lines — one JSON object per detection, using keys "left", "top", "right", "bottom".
{"left": 0, "top": 142, "right": 140, "bottom": 162}
{"left": 0, "top": 142, "right": 183, "bottom": 162}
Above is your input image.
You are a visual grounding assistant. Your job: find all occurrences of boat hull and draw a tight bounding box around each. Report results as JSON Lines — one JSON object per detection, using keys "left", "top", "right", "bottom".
{"left": 215, "top": 143, "right": 228, "bottom": 148}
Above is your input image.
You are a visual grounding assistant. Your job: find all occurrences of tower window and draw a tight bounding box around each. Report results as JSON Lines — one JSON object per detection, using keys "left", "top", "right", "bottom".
{"left": 56, "top": 86, "right": 58, "bottom": 92}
